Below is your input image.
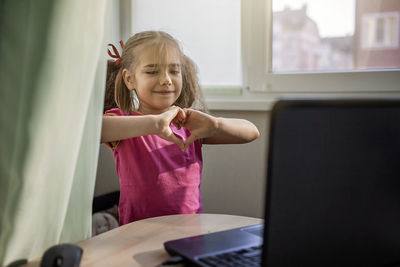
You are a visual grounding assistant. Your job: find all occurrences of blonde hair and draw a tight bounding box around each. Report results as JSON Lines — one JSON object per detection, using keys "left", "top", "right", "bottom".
{"left": 105, "top": 31, "right": 206, "bottom": 114}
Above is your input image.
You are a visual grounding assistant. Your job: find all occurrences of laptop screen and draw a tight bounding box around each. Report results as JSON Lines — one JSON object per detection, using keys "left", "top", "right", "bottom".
{"left": 263, "top": 99, "right": 400, "bottom": 266}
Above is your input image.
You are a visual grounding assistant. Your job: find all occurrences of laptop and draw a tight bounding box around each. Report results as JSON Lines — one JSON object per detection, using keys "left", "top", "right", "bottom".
{"left": 164, "top": 99, "right": 400, "bottom": 267}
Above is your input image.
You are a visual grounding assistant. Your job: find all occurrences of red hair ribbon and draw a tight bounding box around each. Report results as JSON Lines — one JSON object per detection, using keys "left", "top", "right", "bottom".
{"left": 107, "top": 40, "right": 124, "bottom": 67}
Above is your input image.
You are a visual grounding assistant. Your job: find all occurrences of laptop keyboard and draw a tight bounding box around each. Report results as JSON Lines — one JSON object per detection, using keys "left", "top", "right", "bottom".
{"left": 198, "top": 245, "right": 262, "bottom": 267}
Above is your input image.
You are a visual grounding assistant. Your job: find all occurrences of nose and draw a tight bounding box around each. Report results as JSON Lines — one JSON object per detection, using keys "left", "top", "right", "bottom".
{"left": 160, "top": 71, "right": 172, "bottom": 86}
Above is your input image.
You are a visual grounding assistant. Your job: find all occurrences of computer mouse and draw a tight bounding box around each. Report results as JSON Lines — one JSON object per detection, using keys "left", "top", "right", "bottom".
{"left": 40, "top": 243, "right": 83, "bottom": 267}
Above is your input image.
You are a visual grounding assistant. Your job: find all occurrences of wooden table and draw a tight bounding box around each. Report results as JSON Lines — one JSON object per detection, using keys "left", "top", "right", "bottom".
{"left": 26, "top": 214, "right": 262, "bottom": 267}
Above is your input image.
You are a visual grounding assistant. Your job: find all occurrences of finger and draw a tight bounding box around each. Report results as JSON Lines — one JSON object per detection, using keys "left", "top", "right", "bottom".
{"left": 167, "top": 106, "right": 180, "bottom": 116}
{"left": 168, "top": 105, "right": 178, "bottom": 111}
{"left": 171, "top": 118, "right": 182, "bottom": 129}
{"left": 172, "top": 121, "right": 182, "bottom": 130}
{"left": 177, "top": 108, "right": 186, "bottom": 121}
{"left": 172, "top": 108, "right": 186, "bottom": 129}
{"left": 164, "top": 107, "right": 182, "bottom": 125}
{"left": 173, "top": 108, "right": 185, "bottom": 126}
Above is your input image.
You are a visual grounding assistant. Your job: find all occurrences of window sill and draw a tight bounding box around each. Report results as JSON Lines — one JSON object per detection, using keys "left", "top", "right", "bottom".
{"left": 205, "top": 97, "right": 277, "bottom": 111}
{"left": 204, "top": 91, "right": 400, "bottom": 111}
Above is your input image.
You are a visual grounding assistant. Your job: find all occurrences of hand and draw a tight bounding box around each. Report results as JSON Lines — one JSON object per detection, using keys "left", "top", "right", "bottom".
{"left": 181, "top": 109, "right": 219, "bottom": 150}
{"left": 156, "top": 106, "right": 186, "bottom": 150}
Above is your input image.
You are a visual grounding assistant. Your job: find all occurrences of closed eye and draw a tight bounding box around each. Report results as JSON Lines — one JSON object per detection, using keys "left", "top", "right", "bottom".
{"left": 146, "top": 71, "right": 158, "bottom": 75}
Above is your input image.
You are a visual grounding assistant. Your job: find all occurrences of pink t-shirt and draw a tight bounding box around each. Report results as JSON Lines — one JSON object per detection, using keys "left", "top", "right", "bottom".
{"left": 105, "top": 108, "right": 203, "bottom": 225}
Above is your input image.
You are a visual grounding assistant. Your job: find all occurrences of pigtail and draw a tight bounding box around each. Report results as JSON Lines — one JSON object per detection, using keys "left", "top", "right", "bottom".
{"left": 104, "top": 60, "right": 120, "bottom": 113}
{"left": 176, "top": 55, "right": 208, "bottom": 112}
{"left": 114, "top": 68, "right": 132, "bottom": 114}
{"left": 105, "top": 40, "right": 134, "bottom": 114}
{"left": 104, "top": 59, "right": 132, "bottom": 114}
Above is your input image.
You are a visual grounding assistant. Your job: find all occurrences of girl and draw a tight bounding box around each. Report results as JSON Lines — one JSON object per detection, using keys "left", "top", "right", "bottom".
{"left": 102, "top": 31, "right": 259, "bottom": 225}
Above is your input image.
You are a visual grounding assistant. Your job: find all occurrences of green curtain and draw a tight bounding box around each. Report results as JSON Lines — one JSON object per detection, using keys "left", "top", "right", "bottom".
{"left": 0, "top": 0, "right": 109, "bottom": 265}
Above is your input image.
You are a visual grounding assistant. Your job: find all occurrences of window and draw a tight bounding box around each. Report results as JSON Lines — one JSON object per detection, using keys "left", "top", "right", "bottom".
{"left": 272, "top": 1, "right": 354, "bottom": 72}
{"left": 362, "top": 12, "right": 399, "bottom": 49}
{"left": 130, "top": 0, "right": 241, "bottom": 91}
{"left": 244, "top": 0, "right": 400, "bottom": 94}
{"left": 124, "top": 0, "right": 400, "bottom": 105}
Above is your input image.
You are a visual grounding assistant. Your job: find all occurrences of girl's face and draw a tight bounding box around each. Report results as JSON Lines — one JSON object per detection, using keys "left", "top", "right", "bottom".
{"left": 125, "top": 44, "right": 183, "bottom": 115}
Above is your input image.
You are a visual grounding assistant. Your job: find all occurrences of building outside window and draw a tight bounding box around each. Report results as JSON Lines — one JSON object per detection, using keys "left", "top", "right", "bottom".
{"left": 273, "top": 0, "right": 400, "bottom": 72}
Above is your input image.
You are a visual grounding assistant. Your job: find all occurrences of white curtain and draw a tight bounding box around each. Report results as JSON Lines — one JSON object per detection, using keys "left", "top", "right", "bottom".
{"left": 0, "top": 0, "right": 109, "bottom": 264}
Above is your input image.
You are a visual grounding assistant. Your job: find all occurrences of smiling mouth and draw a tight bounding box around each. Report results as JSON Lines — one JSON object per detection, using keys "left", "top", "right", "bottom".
{"left": 154, "top": 91, "right": 174, "bottom": 94}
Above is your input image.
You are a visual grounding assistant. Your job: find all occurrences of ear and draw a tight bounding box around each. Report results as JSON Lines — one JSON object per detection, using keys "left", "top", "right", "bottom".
{"left": 122, "top": 68, "right": 136, "bottom": 90}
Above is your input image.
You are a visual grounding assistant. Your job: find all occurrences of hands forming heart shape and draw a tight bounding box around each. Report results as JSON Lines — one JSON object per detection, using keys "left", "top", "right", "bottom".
{"left": 157, "top": 106, "right": 218, "bottom": 152}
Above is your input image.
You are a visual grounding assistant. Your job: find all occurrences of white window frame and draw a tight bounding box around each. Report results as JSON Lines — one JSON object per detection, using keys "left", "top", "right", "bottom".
{"left": 361, "top": 12, "right": 399, "bottom": 50}
{"left": 241, "top": 0, "right": 400, "bottom": 95}
{"left": 121, "top": 0, "right": 400, "bottom": 110}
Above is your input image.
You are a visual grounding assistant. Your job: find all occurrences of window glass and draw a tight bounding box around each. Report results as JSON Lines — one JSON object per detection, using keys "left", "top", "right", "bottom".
{"left": 132, "top": 0, "right": 242, "bottom": 86}
{"left": 272, "top": 0, "right": 400, "bottom": 72}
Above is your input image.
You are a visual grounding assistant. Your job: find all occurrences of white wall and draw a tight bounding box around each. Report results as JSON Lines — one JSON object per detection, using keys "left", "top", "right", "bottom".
{"left": 94, "top": 145, "right": 120, "bottom": 197}
{"left": 201, "top": 110, "right": 269, "bottom": 219}
{"left": 94, "top": 110, "right": 270, "bottom": 219}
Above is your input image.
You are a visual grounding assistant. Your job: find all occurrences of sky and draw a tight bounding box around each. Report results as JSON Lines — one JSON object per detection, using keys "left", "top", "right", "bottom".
{"left": 273, "top": 0, "right": 356, "bottom": 37}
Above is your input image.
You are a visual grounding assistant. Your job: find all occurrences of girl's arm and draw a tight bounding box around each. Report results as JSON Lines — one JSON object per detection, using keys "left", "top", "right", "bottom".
{"left": 182, "top": 109, "right": 260, "bottom": 150}
{"left": 101, "top": 106, "right": 186, "bottom": 150}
